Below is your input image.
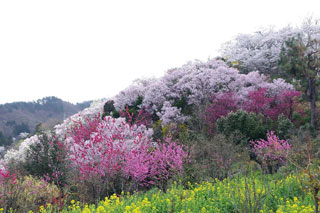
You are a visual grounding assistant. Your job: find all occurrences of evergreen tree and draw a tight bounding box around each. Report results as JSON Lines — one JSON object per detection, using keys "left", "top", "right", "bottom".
{"left": 279, "top": 34, "right": 320, "bottom": 128}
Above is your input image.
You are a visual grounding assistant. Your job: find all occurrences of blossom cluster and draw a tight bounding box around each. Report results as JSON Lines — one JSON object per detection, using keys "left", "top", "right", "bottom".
{"left": 221, "top": 19, "right": 320, "bottom": 75}
{"left": 65, "top": 115, "right": 153, "bottom": 180}
{"left": 112, "top": 59, "right": 293, "bottom": 127}
{"left": 65, "top": 115, "right": 187, "bottom": 189}
{"left": 251, "top": 131, "right": 291, "bottom": 164}
{"left": 1, "top": 58, "right": 295, "bottom": 168}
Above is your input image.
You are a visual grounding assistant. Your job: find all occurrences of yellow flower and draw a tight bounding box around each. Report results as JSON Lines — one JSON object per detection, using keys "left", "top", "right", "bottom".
{"left": 39, "top": 206, "right": 45, "bottom": 213}
{"left": 103, "top": 201, "right": 110, "bottom": 207}
{"left": 276, "top": 209, "right": 283, "bottom": 213}
{"left": 110, "top": 193, "right": 118, "bottom": 200}
{"left": 82, "top": 208, "right": 91, "bottom": 213}
{"left": 133, "top": 207, "right": 141, "bottom": 213}
{"left": 97, "top": 206, "right": 106, "bottom": 213}
{"left": 294, "top": 197, "right": 298, "bottom": 202}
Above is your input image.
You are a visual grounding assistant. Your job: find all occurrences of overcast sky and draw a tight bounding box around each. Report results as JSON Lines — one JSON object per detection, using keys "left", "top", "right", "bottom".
{"left": 0, "top": 0, "right": 319, "bottom": 104}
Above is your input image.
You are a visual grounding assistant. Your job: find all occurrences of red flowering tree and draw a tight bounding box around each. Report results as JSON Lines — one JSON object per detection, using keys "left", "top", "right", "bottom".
{"left": 243, "top": 88, "right": 276, "bottom": 119}
{"left": 204, "top": 92, "right": 240, "bottom": 133}
{"left": 275, "top": 90, "right": 302, "bottom": 120}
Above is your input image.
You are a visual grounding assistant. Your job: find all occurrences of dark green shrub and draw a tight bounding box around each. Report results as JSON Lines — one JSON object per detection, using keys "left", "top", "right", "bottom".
{"left": 172, "top": 96, "right": 193, "bottom": 116}
{"left": 0, "top": 131, "right": 12, "bottom": 146}
{"left": 217, "top": 110, "right": 271, "bottom": 146}
{"left": 102, "top": 100, "right": 120, "bottom": 118}
{"left": 276, "top": 114, "right": 295, "bottom": 139}
{"left": 103, "top": 100, "right": 115, "bottom": 114}
{"left": 23, "top": 132, "right": 68, "bottom": 188}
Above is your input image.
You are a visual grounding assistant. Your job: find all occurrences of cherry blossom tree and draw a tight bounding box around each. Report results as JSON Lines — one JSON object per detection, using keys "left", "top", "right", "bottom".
{"left": 221, "top": 18, "right": 320, "bottom": 79}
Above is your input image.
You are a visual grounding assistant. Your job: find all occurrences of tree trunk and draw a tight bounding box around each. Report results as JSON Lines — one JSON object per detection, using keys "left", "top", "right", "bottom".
{"left": 309, "top": 78, "right": 317, "bottom": 128}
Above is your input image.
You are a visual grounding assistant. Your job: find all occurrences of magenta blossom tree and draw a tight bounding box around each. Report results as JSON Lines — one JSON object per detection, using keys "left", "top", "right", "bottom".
{"left": 243, "top": 88, "right": 302, "bottom": 120}
{"left": 124, "top": 137, "right": 188, "bottom": 192}
{"left": 204, "top": 92, "right": 240, "bottom": 133}
{"left": 243, "top": 88, "right": 276, "bottom": 119}
{"left": 204, "top": 86, "right": 302, "bottom": 134}
{"left": 275, "top": 90, "right": 302, "bottom": 120}
{"left": 250, "top": 131, "right": 291, "bottom": 174}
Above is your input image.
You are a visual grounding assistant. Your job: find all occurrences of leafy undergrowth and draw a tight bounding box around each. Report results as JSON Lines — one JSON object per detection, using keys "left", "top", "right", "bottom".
{"left": 16, "top": 172, "right": 316, "bottom": 213}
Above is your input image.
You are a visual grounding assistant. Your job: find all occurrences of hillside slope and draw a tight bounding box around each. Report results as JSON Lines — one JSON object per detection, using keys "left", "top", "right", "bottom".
{"left": 0, "top": 96, "right": 91, "bottom": 146}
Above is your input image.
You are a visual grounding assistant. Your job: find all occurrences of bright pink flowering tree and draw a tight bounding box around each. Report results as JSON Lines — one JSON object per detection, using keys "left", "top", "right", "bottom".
{"left": 0, "top": 168, "right": 17, "bottom": 207}
{"left": 66, "top": 115, "right": 152, "bottom": 200}
{"left": 0, "top": 168, "right": 16, "bottom": 185}
{"left": 65, "top": 114, "right": 188, "bottom": 200}
{"left": 124, "top": 137, "right": 188, "bottom": 192}
{"left": 250, "top": 131, "right": 291, "bottom": 174}
{"left": 148, "top": 138, "right": 188, "bottom": 192}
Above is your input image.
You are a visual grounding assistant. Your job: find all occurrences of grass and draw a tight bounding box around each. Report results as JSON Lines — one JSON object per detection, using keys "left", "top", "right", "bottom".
{"left": 29, "top": 171, "right": 316, "bottom": 213}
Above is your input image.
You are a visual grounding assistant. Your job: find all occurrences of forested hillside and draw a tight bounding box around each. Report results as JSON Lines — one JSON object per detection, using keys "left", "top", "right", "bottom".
{"left": 0, "top": 96, "right": 91, "bottom": 146}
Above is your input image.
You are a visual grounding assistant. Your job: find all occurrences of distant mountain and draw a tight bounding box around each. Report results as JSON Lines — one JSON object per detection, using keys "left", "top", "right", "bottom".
{"left": 0, "top": 96, "right": 92, "bottom": 146}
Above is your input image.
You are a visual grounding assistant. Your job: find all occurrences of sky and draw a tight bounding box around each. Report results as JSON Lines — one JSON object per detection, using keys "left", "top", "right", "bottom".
{"left": 0, "top": 0, "right": 319, "bottom": 104}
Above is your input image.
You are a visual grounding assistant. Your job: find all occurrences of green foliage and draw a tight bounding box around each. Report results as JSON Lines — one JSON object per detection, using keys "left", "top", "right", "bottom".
{"left": 0, "top": 131, "right": 12, "bottom": 146}
{"left": 279, "top": 35, "right": 306, "bottom": 80}
{"left": 13, "top": 122, "right": 30, "bottom": 135}
{"left": 102, "top": 100, "right": 120, "bottom": 118}
{"left": 193, "top": 134, "right": 248, "bottom": 181}
{"left": 39, "top": 172, "right": 314, "bottom": 213}
{"left": 289, "top": 132, "right": 320, "bottom": 212}
{"left": 126, "top": 96, "right": 143, "bottom": 117}
{"left": 34, "top": 123, "right": 44, "bottom": 134}
{"left": 103, "top": 100, "right": 115, "bottom": 115}
{"left": 152, "top": 120, "right": 163, "bottom": 141}
{"left": 277, "top": 114, "right": 295, "bottom": 139}
{"left": 172, "top": 96, "right": 193, "bottom": 116}
{"left": 0, "top": 175, "right": 61, "bottom": 212}
{"left": 75, "top": 100, "right": 92, "bottom": 110}
{"left": 279, "top": 34, "right": 320, "bottom": 128}
{"left": 111, "top": 110, "right": 120, "bottom": 118}
{"left": 161, "top": 123, "right": 189, "bottom": 142}
{"left": 216, "top": 110, "right": 271, "bottom": 146}
{"left": 22, "top": 132, "right": 68, "bottom": 187}
{"left": 5, "top": 120, "right": 16, "bottom": 127}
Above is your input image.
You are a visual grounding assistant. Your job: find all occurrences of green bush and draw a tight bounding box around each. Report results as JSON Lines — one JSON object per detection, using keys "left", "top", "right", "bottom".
{"left": 22, "top": 132, "right": 68, "bottom": 188}
{"left": 216, "top": 110, "right": 271, "bottom": 146}
{"left": 0, "top": 175, "right": 61, "bottom": 212}
{"left": 276, "top": 114, "right": 295, "bottom": 139}
{"left": 102, "top": 100, "right": 120, "bottom": 118}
